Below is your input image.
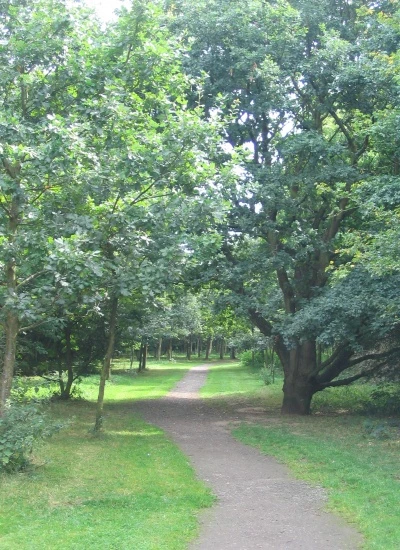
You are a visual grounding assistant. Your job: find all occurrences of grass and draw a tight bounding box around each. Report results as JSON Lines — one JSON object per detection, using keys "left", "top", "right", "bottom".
{"left": 200, "top": 360, "right": 284, "bottom": 409}
{"left": 202, "top": 360, "right": 400, "bottom": 550}
{"left": 82, "top": 358, "right": 198, "bottom": 403}
{"left": 0, "top": 358, "right": 214, "bottom": 550}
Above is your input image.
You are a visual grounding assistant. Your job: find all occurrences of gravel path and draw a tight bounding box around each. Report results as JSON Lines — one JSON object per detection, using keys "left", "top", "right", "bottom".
{"left": 135, "top": 364, "right": 363, "bottom": 550}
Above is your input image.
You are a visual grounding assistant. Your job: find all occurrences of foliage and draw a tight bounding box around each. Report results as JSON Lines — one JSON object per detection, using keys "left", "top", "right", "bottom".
{"left": 259, "top": 367, "right": 273, "bottom": 386}
{"left": 367, "top": 385, "right": 400, "bottom": 416}
{"left": 169, "top": 0, "right": 400, "bottom": 413}
{"left": 0, "top": 363, "right": 213, "bottom": 549}
{"left": 240, "top": 350, "right": 264, "bottom": 370}
{"left": 0, "top": 403, "right": 63, "bottom": 472}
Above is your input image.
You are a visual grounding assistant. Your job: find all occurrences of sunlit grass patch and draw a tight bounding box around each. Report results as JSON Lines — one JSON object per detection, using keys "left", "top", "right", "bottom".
{"left": 200, "top": 361, "right": 400, "bottom": 550}
{"left": 200, "top": 361, "right": 284, "bottom": 410}
{"left": 233, "top": 419, "right": 400, "bottom": 550}
{"left": 0, "top": 359, "right": 213, "bottom": 549}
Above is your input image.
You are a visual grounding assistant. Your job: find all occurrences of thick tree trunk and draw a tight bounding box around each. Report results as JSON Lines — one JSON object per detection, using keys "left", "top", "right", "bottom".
{"left": 94, "top": 296, "right": 118, "bottom": 432}
{"left": 280, "top": 340, "right": 317, "bottom": 415}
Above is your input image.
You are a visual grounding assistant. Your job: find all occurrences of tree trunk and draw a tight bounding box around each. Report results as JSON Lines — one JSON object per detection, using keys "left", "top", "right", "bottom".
{"left": 197, "top": 337, "right": 202, "bottom": 358}
{"left": 230, "top": 346, "right": 236, "bottom": 360}
{"left": 0, "top": 311, "right": 19, "bottom": 413}
{"left": 205, "top": 336, "right": 212, "bottom": 359}
{"left": 94, "top": 296, "right": 118, "bottom": 432}
{"left": 219, "top": 337, "right": 225, "bottom": 360}
{"left": 138, "top": 342, "right": 143, "bottom": 371}
{"left": 0, "top": 190, "right": 20, "bottom": 415}
{"left": 60, "top": 324, "right": 74, "bottom": 399}
{"left": 130, "top": 345, "right": 135, "bottom": 369}
{"left": 142, "top": 341, "right": 148, "bottom": 370}
{"left": 186, "top": 334, "right": 192, "bottom": 360}
{"left": 167, "top": 338, "right": 173, "bottom": 360}
{"left": 280, "top": 340, "right": 317, "bottom": 415}
{"left": 156, "top": 337, "right": 162, "bottom": 360}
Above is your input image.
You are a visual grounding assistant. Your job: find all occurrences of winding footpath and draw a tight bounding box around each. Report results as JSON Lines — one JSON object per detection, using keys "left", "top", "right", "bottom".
{"left": 135, "top": 364, "right": 363, "bottom": 550}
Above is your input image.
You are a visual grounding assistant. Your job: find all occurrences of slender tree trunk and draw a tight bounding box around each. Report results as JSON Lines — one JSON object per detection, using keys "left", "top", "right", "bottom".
{"left": 156, "top": 337, "right": 162, "bottom": 360}
{"left": 197, "top": 337, "right": 201, "bottom": 358}
{"left": 61, "top": 324, "right": 74, "bottom": 399}
{"left": 138, "top": 340, "right": 144, "bottom": 371}
{"left": 0, "top": 311, "right": 19, "bottom": 413}
{"left": 205, "top": 336, "right": 212, "bottom": 360}
{"left": 219, "top": 337, "right": 225, "bottom": 360}
{"left": 167, "top": 338, "right": 173, "bottom": 360}
{"left": 142, "top": 341, "right": 148, "bottom": 370}
{"left": 94, "top": 296, "right": 118, "bottom": 432}
{"left": 281, "top": 340, "right": 317, "bottom": 415}
{"left": 0, "top": 191, "right": 20, "bottom": 414}
{"left": 187, "top": 334, "right": 192, "bottom": 360}
{"left": 230, "top": 346, "right": 236, "bottom": 360}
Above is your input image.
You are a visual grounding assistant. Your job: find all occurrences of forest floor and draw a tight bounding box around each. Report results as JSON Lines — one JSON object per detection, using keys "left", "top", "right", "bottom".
{"left": 135, "top": 364, "right": 363, "bottom": 550}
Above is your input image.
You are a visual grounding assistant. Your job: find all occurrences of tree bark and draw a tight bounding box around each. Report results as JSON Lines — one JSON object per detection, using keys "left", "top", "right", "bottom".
{"left": 219, "top": 337, "right": 225, "bottom": 359}
{"left": 142, "top": 340, "right": 148, "bottom": 370}
{"left": 0, "top": 311, "right": 19, "bottom": 413}
{"left": 94, "top": 296, "right": 118, "bottom": 432}
{"left": 280, "top": 340, "right": 317, "bottom": 415}
{"left": 60, "top": 324, "right": 74, "bottom": 399}
{"left": 167, "top": 338, "right": 173, "bottom": 360}
{"left": 186, "top": 334, "right": 192, "bottom": 360}
{"left": 205, "top": 336, "right": 212, "bottom": 359}
{"left": 0, "top": 190, "right": 20, "bottom": 414}
{"left": 156, "top": 337, "right": 162, "bottom": 360}
{"left": 138, "top": 341, "right": 144, "bottom": 371}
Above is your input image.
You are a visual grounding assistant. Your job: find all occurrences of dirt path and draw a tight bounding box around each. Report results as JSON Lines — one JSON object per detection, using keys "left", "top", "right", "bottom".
{"left": 135, "top": 365, "right": 363, "bottom": 549}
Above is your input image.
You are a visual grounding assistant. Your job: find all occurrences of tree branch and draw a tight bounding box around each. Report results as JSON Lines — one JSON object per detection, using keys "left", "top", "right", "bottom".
{"left": 320, "top": 361, "right": 385, "bottom": 389}
{"left": 19, "top": 319, "right": 52, "bottom": 332}
{"left": 17, "top": 270, "right": 47, "bottom": 290}
{"left": 348, "top": 347, "right": 400, "bottom": 368}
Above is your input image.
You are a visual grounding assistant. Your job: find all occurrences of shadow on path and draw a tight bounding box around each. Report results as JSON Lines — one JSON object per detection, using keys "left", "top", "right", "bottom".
{"left": 135, "top": 364, "right": 363, "bottom": 550}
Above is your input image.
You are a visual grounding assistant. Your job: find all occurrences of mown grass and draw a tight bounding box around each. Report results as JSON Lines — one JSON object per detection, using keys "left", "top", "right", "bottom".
{"left": 0, "top": 358, "right": 214, "bottom": 550}
{"left": 203, "top": 360, "right": 400, "bottom": 550}
{"left": 200, "top": 360, "right": 283, "bottom": 404}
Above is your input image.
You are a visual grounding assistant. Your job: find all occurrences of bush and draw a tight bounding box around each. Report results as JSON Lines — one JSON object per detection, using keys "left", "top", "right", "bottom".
{"left": 259, "top": 367, "right": 273, "bottom": 385}
{"left": 240, "top": 350, "right": 265, "bottom": 370}
{"left": 366, "top": 384, "right": 400, "bottom": 415}
{"left": 0, "top": 403, "right": 64, "bottom": 473}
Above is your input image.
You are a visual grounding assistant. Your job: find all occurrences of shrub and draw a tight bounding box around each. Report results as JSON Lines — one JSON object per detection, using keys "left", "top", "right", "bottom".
{"left": 366, "top": 384, "right": 400, "bottom": 415}
{"left": 240, "top": 350, "right": 265, "bottom": 370}
{"left": 0, "top": 403, "right": 64, "bottom": 473}
{"left": 259, "top": 367, "right": 273, "bottom": 385}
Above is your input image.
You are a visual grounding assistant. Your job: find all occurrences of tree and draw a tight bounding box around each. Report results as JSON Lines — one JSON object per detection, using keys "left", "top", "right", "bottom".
{"left": 0, "top": 0, "right": 102, "bottom": 412}
{"left": 171, "top": 0, "right": 400, "bottom": 413}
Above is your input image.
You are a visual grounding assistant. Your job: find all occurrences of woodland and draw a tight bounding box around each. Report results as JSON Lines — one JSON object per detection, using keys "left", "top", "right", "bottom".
{"left": 1, "top": 0, "right": 400, "bottom": 426}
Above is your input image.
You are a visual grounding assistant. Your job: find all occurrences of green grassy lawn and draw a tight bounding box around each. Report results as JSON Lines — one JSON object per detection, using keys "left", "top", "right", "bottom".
{"left": 0, "top": 359, "right": 214, "bottom": 550}
{"left": 202, "top": 361, "right": 400, "bottom": 550}
{"left": 200, "top": 360, "right": 284, "bottom": 410}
